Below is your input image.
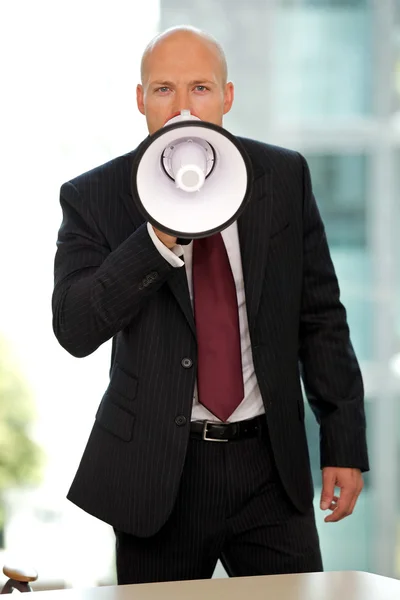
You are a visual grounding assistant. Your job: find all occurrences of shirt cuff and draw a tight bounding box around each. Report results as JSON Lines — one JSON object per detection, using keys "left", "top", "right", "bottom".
{"left": 147, "top": 222, "right": 184, "bottom": 268}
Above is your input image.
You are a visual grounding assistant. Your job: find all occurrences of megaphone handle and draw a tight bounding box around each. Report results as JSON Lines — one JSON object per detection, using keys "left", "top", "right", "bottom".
{"left": 177, "top": 237, "right": 192, "bottom": 246}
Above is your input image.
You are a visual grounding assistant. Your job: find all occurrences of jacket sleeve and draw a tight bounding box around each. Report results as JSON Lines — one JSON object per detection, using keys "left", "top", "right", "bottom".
{"left": 298, "top": 154, "right": 369, "bottom": 472}
{"left": 52, "top": 181, "right": 176, "bottom": 358}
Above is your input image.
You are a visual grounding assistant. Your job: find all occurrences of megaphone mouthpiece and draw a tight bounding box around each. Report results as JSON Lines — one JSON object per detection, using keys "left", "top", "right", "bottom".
{"left": 164, "top": 110, "right": 200, "bottom": 127}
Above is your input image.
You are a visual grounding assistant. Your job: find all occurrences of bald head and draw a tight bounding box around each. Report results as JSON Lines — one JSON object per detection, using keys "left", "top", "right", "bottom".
{"left": 140, "top": 26, "right": 228, "bottom": 86}
{"left": 136, "top": 25, "right": 234, "bottom": 134}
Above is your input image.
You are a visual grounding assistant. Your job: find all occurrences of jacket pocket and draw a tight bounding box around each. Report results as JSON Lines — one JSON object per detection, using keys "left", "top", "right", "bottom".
{"left": 109, "top": 364, "right": 138, "bottom": 400}
{"left": 95, "top": 396, "right": 135, "bottom": 442}
{"left": 270, "top": 221, "right": 290, "bottom": 240}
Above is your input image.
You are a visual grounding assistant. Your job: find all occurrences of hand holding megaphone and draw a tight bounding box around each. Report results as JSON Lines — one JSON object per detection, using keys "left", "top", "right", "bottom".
{"left": 152, "top": 226, "right": 177, "bottom": 249}
{"left": 132, "top": 110, "right": 253, "bottom": 241}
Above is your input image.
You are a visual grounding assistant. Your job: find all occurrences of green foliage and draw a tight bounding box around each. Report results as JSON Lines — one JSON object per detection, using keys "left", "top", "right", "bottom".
{"left": 0, "top": 337, "right": 43, "bottom": 495}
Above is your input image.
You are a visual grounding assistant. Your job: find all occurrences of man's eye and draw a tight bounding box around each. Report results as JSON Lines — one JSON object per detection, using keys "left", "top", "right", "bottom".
{"left": 157, "top": 87, "right": 170, "bottom": 93}
{"left": 195, "top": 86, "right": 208, "bottom": 92}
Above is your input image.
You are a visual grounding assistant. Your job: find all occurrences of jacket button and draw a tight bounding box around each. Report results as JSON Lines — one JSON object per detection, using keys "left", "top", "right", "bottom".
{"left": 175, "top": 415, "right": 187, "bottom": 427}
{"left": 181, "top": 357, "right": 193, "bottom": 368}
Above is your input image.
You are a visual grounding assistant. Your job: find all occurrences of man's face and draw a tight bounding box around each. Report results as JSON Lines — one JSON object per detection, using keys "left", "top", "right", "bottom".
{"left": 137, "top": 33, "right": 234, "bottom": 134}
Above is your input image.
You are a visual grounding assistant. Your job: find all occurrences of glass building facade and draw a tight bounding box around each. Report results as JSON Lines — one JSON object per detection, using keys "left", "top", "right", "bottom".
{"left": 159, "top": 0, "right": 400, "bottom": 577}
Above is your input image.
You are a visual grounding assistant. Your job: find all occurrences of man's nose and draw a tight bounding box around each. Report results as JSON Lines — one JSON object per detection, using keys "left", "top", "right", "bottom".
{"left": 174, "top": 88, "right": 191, "bottom": 113}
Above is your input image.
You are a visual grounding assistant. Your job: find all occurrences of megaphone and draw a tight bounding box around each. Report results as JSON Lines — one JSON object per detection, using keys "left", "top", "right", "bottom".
{"left": 131, "top": 110, "right": 253, "bottom": 240}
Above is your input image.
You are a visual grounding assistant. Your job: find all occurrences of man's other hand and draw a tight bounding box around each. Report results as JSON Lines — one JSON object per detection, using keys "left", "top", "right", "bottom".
{"left": 320, "top": 467, "right": 364, "bottom": 523}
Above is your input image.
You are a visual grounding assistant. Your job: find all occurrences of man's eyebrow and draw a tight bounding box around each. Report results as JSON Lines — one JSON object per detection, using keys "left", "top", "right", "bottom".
{"left": 150, "top": 80, "right": 175, "bottom": 87}
{"left": 188, "top": 80, "right": 216, "bottom": 86}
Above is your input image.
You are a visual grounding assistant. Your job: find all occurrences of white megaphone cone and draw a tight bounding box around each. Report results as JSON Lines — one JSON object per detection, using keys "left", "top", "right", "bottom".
{"left": 131, "top": 109, "right": 253, "bottom": 239}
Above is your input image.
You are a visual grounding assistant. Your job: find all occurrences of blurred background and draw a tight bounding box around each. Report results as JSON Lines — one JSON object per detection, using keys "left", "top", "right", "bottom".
{"left": 0, "top": 0, "right": 400, "bottom": 589}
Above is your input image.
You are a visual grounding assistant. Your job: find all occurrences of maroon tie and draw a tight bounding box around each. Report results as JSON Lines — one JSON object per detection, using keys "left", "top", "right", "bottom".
{"left": 192, "top": 233, "right": 244, "bottom": 422}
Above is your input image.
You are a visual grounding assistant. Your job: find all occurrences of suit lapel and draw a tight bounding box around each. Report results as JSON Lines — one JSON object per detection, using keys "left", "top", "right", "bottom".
{"left": 238, "top": 172, "right": 273, "bottom": 332}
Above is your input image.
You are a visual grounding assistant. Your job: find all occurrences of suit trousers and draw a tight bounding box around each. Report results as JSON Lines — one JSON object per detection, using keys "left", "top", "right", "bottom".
{"left": 115, "top": 423, "right": 323, "bottom": 584}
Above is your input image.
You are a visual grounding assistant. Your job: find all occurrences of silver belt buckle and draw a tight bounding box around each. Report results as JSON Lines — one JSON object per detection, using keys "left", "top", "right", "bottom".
{"left": 202, "top": 420, "right": 229, "bottom": 442}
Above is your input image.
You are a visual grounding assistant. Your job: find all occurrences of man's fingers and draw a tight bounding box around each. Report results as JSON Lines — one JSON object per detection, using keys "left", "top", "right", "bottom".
{"left": 320, "top": 471, "right": 336, "bottom": 510}
{"left": 347, "top": 484, "right": 363, "bottom": 516}
{"left": 321, "top": 468, "right": 364, "bottom": 523}
{"left": 324, "top": 489, "right": 356, "bottom": 523}
{"left": 328, "top": 495, "right": 339, "bottom": 511}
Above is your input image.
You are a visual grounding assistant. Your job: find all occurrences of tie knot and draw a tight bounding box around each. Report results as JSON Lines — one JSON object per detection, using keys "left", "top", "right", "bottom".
{"left": 193, "top": 232, "right": 224, "bottom": 254}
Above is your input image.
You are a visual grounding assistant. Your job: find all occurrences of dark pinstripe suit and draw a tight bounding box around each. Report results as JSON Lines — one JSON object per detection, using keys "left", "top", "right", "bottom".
{"left": 52, "top": 137, "right": 369, "bottom": 581}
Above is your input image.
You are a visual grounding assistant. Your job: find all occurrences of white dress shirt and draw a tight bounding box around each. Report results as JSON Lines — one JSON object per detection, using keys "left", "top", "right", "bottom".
{"left": 147, "top": 222, "right": 265, "bottom": 423}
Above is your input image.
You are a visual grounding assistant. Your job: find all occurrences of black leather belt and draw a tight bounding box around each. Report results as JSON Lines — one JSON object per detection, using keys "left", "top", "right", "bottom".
{"left": 190, "top": 415, "right": 265, "bottom": 442}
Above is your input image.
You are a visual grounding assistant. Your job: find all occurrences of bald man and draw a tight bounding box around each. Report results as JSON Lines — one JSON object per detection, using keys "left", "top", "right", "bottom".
{"left": 52, "top": 26, "right": 369, "bottom": 584}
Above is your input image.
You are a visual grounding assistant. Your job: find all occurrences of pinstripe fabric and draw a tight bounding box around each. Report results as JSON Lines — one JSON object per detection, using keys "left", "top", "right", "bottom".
{"left": 115, "top": 429, "right": 322, "bottom": 584}
{"left": 52, "top": 137, "right": 369, "bottom": 540}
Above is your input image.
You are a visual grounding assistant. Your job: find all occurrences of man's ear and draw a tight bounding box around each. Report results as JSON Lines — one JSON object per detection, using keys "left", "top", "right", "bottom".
{"left": 137, "top": 84, "right": 145, "bottom": 115}
{"left": 223, "top": 82, "right": 234, "bottom": 115}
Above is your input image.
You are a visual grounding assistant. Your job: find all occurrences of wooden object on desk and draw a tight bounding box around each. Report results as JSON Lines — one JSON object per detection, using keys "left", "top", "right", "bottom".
{"left": 1, "top": 564, "right": 38, "bottom": 594}
{"left": 24, "top": 571, "right": 400, "bottom": 600}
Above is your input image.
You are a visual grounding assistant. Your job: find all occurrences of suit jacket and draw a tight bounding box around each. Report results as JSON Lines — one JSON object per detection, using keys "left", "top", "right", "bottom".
{"left": 52, "top": 137, "right": 369, "bottom": 537}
